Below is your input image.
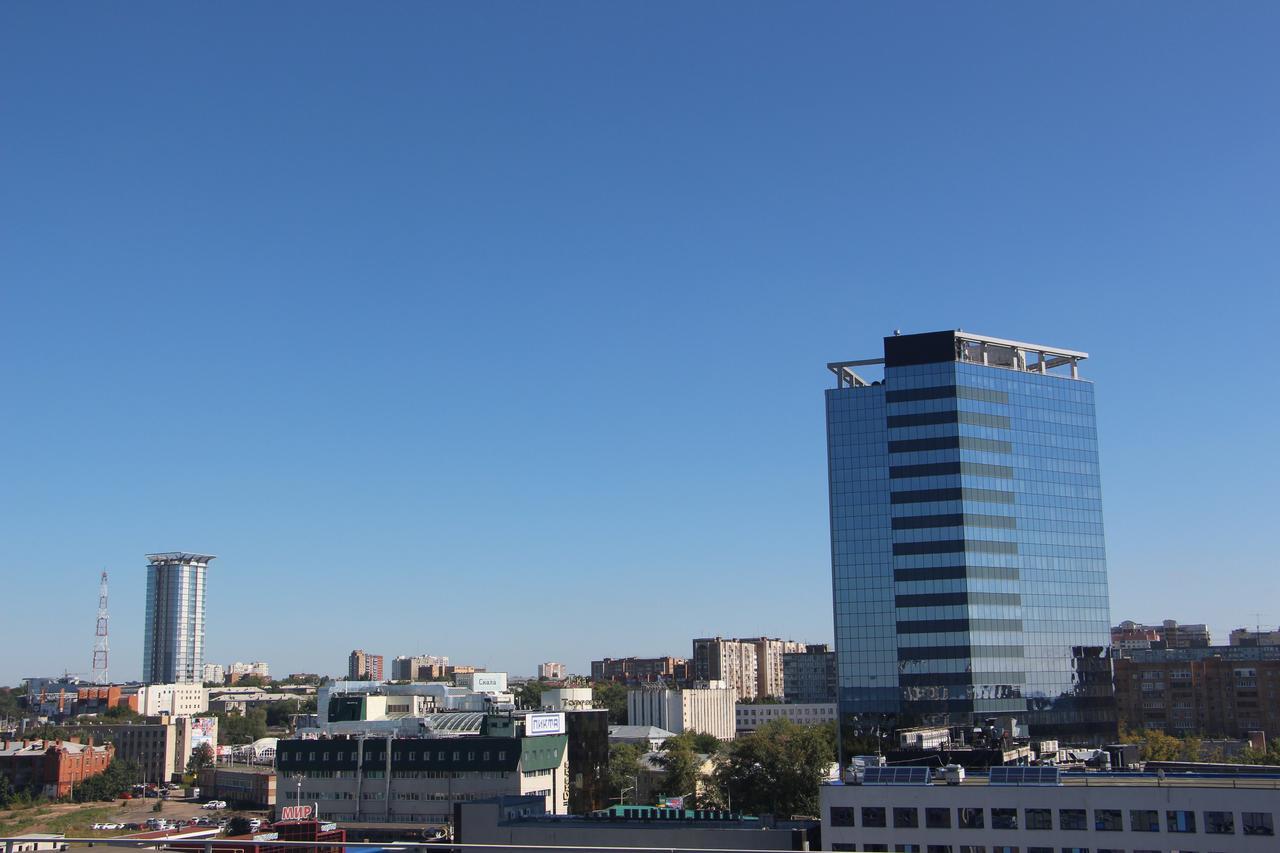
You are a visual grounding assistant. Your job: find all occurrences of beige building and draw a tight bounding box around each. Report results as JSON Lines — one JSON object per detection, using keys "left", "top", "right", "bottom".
{"left": 627, "top": 685, "right": 736, "bottom": 741}
{"left": 537, "top": 662, "right": 567, "bottom": 680}
{"left": 692, "top": 637, "right": 803, "bottom": 700}
{"left": 734, "top": 701, "right": 836, "bottom": 734}
{"left": 135, "top": 683, "right": 208, "bottom": 716}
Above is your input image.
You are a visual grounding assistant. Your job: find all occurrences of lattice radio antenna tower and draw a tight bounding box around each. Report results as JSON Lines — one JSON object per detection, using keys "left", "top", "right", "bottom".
{"left": 92, "top": 570, "right": 110, "bottom": 684}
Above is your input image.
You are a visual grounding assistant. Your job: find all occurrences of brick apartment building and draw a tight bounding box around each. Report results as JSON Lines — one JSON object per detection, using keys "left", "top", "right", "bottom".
{"left": 0, "top": 738, "right": 114, "bottom": 798}
{"left": 590, "top": 656, "right": 689, "bottom": 684}
{"left": 1114, "top": 646, "right": 1280, "bottom": 737}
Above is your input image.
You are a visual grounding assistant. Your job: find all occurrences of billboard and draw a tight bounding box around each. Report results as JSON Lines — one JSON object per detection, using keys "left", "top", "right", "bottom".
{"left": 525, "top": 712, "right": 565, "bottom": 737}
{"left": 190, "top": 716, "right": 217, "bottom": 754}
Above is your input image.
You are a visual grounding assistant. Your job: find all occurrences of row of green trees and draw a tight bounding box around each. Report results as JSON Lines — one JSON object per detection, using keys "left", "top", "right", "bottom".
{"left": 1121, "top": 726, "right": 1280, "bottom": 765}
{"left": 606, "top": 719, "right": 835, "bottom": 817}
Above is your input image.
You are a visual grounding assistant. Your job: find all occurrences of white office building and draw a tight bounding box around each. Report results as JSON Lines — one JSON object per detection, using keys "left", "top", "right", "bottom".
{"left": 821, "top": 766, "right": 1279, "bottom": 852}
{"left": 735, "top": 701, "right": 836, "bottom": 734}
{"left": 135, "top": 682, "right": 208, "bottom": 716}
{"left": 627, "top": 684, "right": 735, "bottom": 741}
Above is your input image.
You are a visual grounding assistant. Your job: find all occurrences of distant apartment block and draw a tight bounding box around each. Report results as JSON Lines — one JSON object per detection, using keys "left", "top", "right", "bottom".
{"left": 783, "top": 644, "right": 837, "bottom": 704}
{"left": 735, "top": 701, "right": 836, "bottom": 734}
{"left": 227, "top": 661, "right": 270, "bottom": 681}
{"left": 627, "top": 684, "right": 736, "bottom": 740}
{"left": 1114, "top": 645, "right": 1280, "bottom": 737}
{"left": 143, "top": 552, "right": 215, "bottom": 684}
{"left": 201, "top": 663, "right": 226, "bottom": 684}
{"left": 590, "top": 656, "right": 687, "bottom": 684}
{"left": 392, "top": 655, "right": 448, "bottom": 681}
{"left": 537, "top": 662, "right": 566, "bottom": 680}
{"left": 1231, "top": 626, "right": 1280, "bottom": 647}
{"left": 690, "top": 637, "right": 803, "bottom": 700}
{"left": 348, "top": 649, "right": 384, "bottom": 681}
{"left": 1112, "top": 620, "right": 1212, "bottom": 655}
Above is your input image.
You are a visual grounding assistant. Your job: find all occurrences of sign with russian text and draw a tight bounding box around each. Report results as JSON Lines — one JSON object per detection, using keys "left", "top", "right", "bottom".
{"left": 525, "top": 712, "right": 565, "bottom": 736}
{"left": 280, "top": 805, "right": 313, "bottom": 821}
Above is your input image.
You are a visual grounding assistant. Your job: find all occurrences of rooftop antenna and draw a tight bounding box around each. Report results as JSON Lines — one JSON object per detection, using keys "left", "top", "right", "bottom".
{"left": 92, "top": 570, "right": 110, "bottom": 684}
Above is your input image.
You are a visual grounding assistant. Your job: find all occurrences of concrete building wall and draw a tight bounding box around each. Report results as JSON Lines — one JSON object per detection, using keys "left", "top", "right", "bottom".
{"left": 735, "top": 702, "right": 836, "bottom": 734}
{"left": 821, "top": 777, "right": 1280, "bottom": 852}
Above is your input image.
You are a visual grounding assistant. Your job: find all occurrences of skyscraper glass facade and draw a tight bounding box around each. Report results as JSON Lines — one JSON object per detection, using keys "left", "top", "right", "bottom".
{"left": 827, "top": 332, "right": 1115, "bottom": 739}
{"left": 142, "top": 552, "right": 213, "bottom": 684}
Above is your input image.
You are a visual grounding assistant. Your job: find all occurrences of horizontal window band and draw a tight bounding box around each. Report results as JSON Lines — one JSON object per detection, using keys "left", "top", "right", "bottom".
{"left": 888, "top": 436, "right": 959, "bottom": 453}
{"left": 892, "top": 539, "right": 1019, "bottom": 555}
{"left": 889, "top": 461, "right": 1014, "bottom": 479}
{"left": 885, "top": 385, "right": 1010, "bottom": 405}
{"left": 897, "top": 645, "right": 1027, "bottom": 661}
{"left": 887, "top": 436, "right": 1013, "bottom": 455}
{"left": 890, "top": 487, "right": 1015, "bottom": 505}
{"left": 897, "top": 618, "right": 1024, "bottom": 634}
{"left": 886, "top": 410, "right": 1012, "bottom": 429}
{"left": 891, "top": 513, "right": 1016, "bottom": 530}
{"left": 899, "top": 672, "right": 1027, "bottom": 686}
{"left": 894, "top": 566, "right": 1020, "bottom": 582}
{"left": 895, "top": 591, "right": 1022, "bottom": 607}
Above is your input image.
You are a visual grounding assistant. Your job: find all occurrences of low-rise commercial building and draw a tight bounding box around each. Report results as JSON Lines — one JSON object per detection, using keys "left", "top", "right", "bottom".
{"left": 541, "top": 688, "right": 593, "bottom": 711}
{"left": 821, "top": 767, "right": 1280, "bottom": 852}
{"left": 391, "top": 655, "right": 448, "bottom": 682}
{"left": 275, "top": 713, "right": 569, "bottom": 825}
{"left": 628, "top": 685, "right": 735, "bottom": 740}
{"left": 457, "top": 797, "right": 819, "bottom": 851}
{"left": 0, "top": 738, "right": 114, "bottom": 798}
{"left": 73, "top": 719, "right": 178, "bottom": 783}
{"left": 735, "top": 702, "right": 836, "bottom": 734}
{"left": 197, "top": 763, "right": 277, "bottom": 808}
{"left": 607, "top": 725, "right": 675, "bottom": 752}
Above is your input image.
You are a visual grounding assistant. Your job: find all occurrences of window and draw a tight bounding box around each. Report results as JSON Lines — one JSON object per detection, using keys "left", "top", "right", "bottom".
{"left": 1027, "top": 849, "right": 1053, "bottom": 853}
{"left": 1204, "top": 811, "right": 1234, "bottom": 834}
{"left": 1026, "top": 809, "right": 1052, "bottom": 830}
{"left": 1243, "top": 811, "right": 1274, "bottom": 835}
{"left": 1094, "top": 810, "right": 1122, "bottom": 831}
{"left": 831, "top": 846, "right": 856, "bottom": 852}
{"left": 864, "top": 846, "right": 889, "bottom": 852}
{"left": 829, "top": 807, "right": 856, "bottom": 827}
{"left": 1130, "top": 809, "right": 1159, "bottom": 832}
{"left": 1060, "top": 849, "right": 1088, "bottom": 853}
{"left": 926, "top": 808, "right": 951, "bottom": 829}
{"left": 863, "top": 807, "right": 887, "bottom": 828}
{"left": 927, "top": 847, "right": 953, "bottom": 853}
{"left": 958, "top": 848, "right": 986, "bottom": 853}
{"left": 1059, "top": 809, "right": 1086, "bottom": 830}
{"left": 1167, "top": 809, "right": 1196, "bottom": 832}
{"left": 992, "top": 808, "right": 1017, "bottom": 829}
{"left": 895, "top": 846, "right": 921, "bottom": 852}
{"left": 894, "top": 807, "right": 919, "bottom": 828}
{"left": 958, "top": 808, "right": 984, "bottom": 829}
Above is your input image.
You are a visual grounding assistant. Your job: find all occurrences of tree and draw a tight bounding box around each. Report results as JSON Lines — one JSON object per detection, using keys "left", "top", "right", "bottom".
{"left": 654, "top": 738, "right": 703, "bottom": 806}
{"left": 1233, "top": 737, "right": 1280, "bottom": 766}
{"left": 1119, "top": 726, "right": 1205, "bottom": 762}
{"left": 514, "top": 681, "right": 546, "bottom": 710}
{"left": 186, "top": 743, "right": 215, "bottom": 775}
{"left": 711, "top": 719, "right": 834, "bottom": 817}
{"left": 226, "top": 816, "right": 253, "bottom": 836}
{"left": 264, "top": 699, "right": 301, "bottom": 728}
{"left": 72, "top": 759, "right": 140, "bottom": 802}
{"left": 592, "top": 682, "right": 627, "bottom": 724}
{"left": 100, "top": 704, "right": 141, "bottom": 722}
{"left": 664, "top": 730, "right": 723, "bottom": 755}
{"left": 0, "top": 686, "right": 23, "bottom": 720}
{"left": 605, "top": 742, "right": 644, "bottom": 804}
{"left": 216, "top": 709, "right": 268, "bottom": 745}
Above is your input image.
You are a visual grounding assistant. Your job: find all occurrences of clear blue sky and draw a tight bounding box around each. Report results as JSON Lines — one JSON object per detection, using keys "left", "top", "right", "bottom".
{"left": 2, "top": 3, "right": 1277, "bottom": 686}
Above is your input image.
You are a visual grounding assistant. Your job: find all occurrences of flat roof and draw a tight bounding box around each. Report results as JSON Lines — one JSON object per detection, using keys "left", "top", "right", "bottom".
{"left": 146, "top": 552, "right": 217, "bottom": 564}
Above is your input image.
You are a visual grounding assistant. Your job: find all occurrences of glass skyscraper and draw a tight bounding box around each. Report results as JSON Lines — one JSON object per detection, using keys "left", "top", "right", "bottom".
{"left": 142, "top": 552, "right": 214, "bottom": 684}
{"left": 826, "top": 331, "right": 1114, "bottom": 740}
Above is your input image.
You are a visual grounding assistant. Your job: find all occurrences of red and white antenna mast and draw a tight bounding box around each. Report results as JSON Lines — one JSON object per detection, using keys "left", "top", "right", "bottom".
{"left": 92, "top": 570, "right": 110, "bottom": 684}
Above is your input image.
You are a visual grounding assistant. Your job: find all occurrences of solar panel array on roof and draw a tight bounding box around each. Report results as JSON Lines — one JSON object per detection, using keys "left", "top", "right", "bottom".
{"left": 862, "top": 766, "right": 931, "bottom": 785}
{"left": 989, "top": 766, "right": 1061, "bottom": 786}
